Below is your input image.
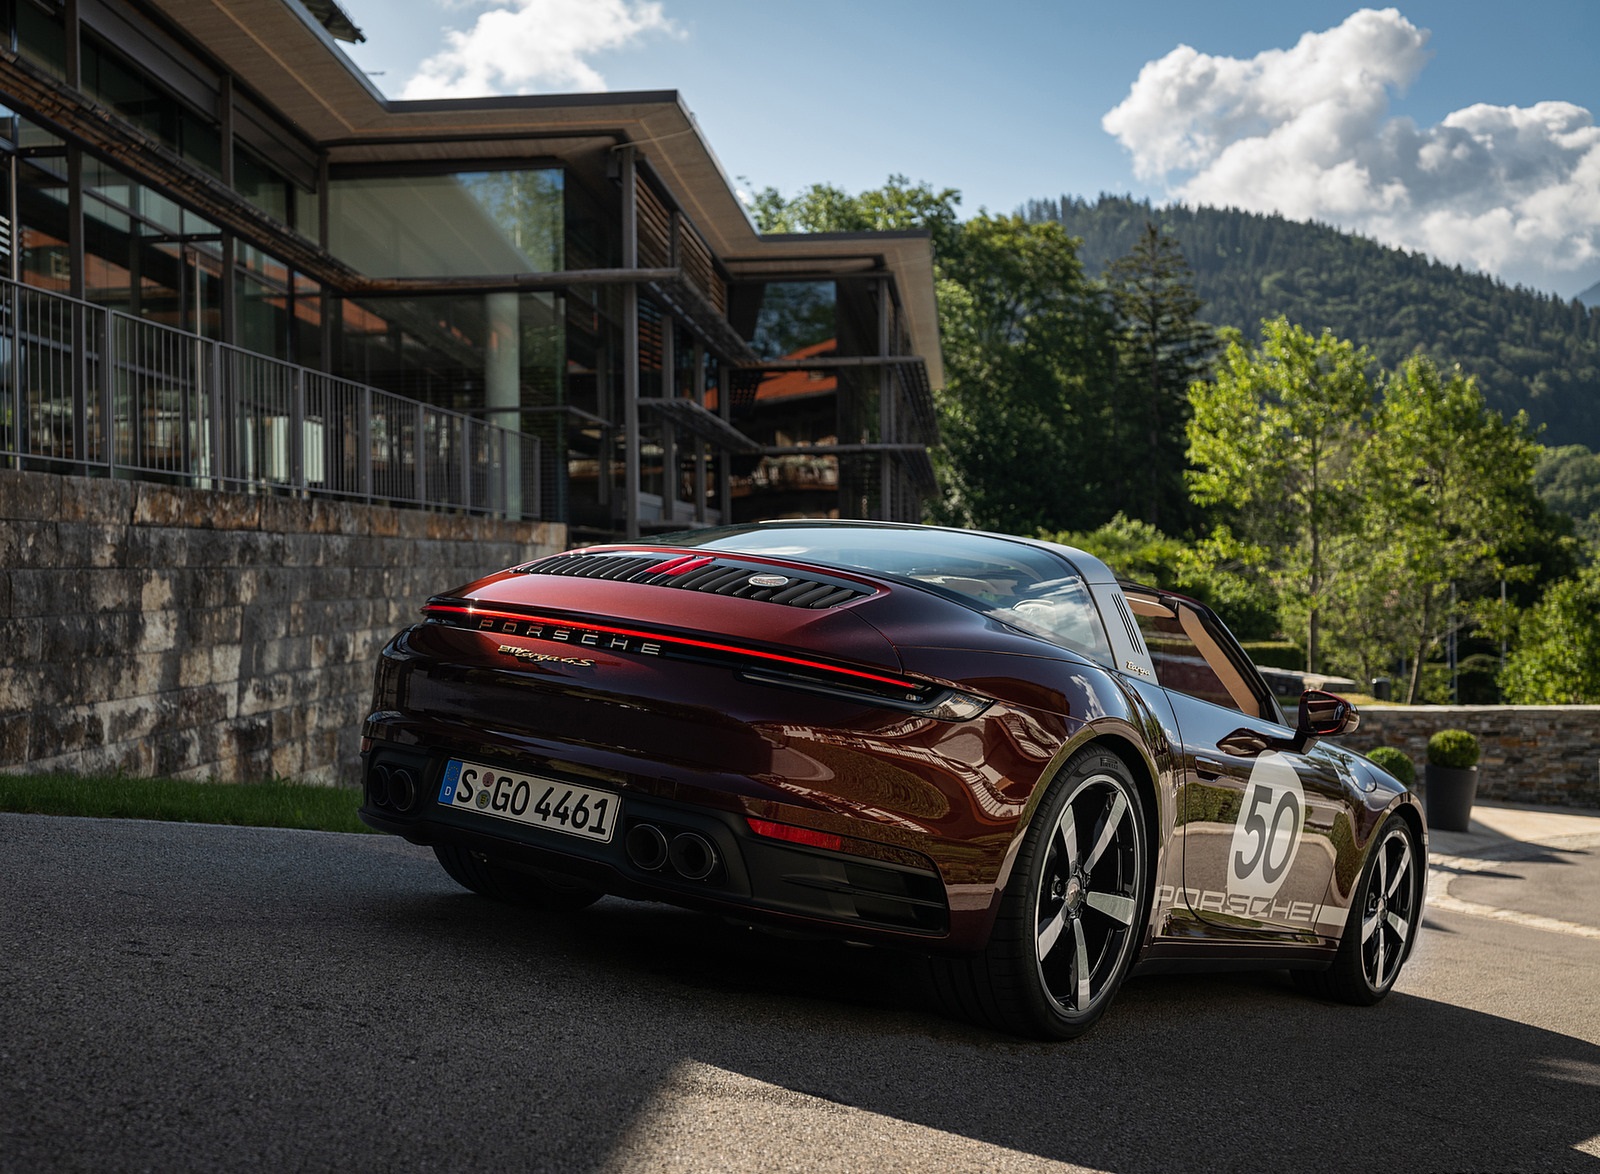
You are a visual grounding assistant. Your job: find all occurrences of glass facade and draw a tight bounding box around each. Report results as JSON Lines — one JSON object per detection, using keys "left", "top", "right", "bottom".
{"left": 328, "top": 169, "right": 563, "bottom": 278}
{"left": 0, "top": 0, "right": 931, "bottom": 534}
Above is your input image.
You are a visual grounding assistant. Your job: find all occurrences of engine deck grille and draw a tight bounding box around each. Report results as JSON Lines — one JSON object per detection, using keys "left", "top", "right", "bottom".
{"left": 520, "top": 552, "right": 872, "bottom": 609}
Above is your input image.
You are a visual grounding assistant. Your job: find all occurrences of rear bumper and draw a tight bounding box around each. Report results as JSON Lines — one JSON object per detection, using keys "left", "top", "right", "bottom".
{"left": 360, "top": 734, "right": 979, "bottom": 949}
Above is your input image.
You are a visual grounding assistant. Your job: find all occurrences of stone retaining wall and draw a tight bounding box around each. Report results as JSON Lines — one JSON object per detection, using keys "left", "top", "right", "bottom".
{"left": 0, "top": 470, "right": 564, "bottom": 786}
{"left": 1340, "top": 705, "right": 1600, "bottom": 808}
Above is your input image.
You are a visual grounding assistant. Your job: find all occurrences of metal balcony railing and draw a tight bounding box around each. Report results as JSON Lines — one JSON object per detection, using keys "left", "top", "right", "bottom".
{"left": 0, "top": 276, "right": 542, "bottom": 521}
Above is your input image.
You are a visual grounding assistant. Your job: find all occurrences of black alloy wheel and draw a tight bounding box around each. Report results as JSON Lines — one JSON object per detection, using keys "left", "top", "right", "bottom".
{"left": 934, "top": 747, "right": 1150, "bottom": 1040}
{"left": 1294, "top": 814, "right": 1422, "bottom": 1004}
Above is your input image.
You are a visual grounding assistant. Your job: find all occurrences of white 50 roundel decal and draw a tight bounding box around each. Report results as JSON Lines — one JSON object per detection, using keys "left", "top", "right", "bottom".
{"left": 1226, "top": 752, "right": 1305, "bottom": 899}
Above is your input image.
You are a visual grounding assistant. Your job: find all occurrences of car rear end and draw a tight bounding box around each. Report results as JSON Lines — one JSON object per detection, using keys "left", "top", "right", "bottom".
{"left": 359, "top": 546, "right": 1051, "bottom": 948}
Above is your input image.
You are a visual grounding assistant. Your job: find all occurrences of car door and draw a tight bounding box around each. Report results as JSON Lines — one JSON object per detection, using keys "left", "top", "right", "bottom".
{"left": 1124, "top": 589, "right": 1351, "bottom": 938}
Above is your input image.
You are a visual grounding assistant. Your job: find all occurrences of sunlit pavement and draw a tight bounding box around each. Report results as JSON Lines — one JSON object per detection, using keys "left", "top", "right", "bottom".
{"left": 1427, "top": 801, "right": 1600, "bottom": 939}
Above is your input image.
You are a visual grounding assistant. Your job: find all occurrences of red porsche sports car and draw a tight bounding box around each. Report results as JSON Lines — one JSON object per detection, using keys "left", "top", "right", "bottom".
{"left": 360, "top": 521, "right": 1426, "bottom": 1039}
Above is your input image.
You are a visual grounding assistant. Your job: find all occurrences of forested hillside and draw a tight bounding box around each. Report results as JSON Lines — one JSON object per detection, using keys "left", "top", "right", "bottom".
{"left": 1026, "top": 196, "right": 1600, "bottom": 449}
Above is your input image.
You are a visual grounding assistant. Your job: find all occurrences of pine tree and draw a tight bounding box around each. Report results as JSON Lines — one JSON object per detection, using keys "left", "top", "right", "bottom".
{"left": 1103, "top": 222, "right": 1216, "bottom": 530}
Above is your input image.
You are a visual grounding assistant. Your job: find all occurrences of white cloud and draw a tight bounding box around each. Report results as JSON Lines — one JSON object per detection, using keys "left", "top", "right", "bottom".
{"left": 402, "top": 0, "right": 678, "bottom": 99}
{"left": 1102, "top": 8, "right": 1600, "bottom": 294}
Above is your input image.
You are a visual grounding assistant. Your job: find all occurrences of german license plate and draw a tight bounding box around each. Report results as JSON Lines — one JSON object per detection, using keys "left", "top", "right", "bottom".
{"left": 438, "top": 759, "right": 619, "bottom": 843}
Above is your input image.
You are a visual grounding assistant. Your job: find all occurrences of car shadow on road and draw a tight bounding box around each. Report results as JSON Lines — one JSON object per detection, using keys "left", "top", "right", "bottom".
{"left": 388, "top": 889, "right": 1600, "bottom": 1173}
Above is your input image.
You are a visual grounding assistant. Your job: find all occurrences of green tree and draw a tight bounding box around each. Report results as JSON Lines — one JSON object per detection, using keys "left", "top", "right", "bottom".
{"left": 749, "top": 174, "right": 962, "bottom": 256}
{"left": 1186, "top": 318, "right": 1374, "bottom": 671}
{"left": 1359, "top": 357, "right": 1541, "bottom": 703}
{"left": 1043, "top": 513, "right": 1277, "bottom": 639}
{"left": 1501, "top": 564, "right": 1600, "bottom": 702}
{"left": 1102, "top": 221, "right": 1216, "bottom": 531}
{"left": 933, "top": 214, "right": 1119, "bottom": 532}
{"left": 1533, "top": 443, "right": 1600, "bottom": 548}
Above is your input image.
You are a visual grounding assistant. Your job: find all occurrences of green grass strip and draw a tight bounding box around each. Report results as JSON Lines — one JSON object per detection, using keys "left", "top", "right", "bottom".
{"left": 0, "top": 773, "right": 375, "bottom": 834}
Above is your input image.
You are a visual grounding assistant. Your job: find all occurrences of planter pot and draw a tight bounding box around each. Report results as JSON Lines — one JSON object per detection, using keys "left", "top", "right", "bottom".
{"left": 1424, "top": 764, "right": 1479, "bottom": 833}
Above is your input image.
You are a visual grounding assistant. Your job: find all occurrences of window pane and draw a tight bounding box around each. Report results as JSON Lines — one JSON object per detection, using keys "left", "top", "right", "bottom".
{"left": 749, "top": 282, "right": 835, "bottom": 360}
{"left": 328, "top": 169, "right": 563, "bottom": 277}
{"left": 1134, "top": 611, "right": 1243, "bottom": 712}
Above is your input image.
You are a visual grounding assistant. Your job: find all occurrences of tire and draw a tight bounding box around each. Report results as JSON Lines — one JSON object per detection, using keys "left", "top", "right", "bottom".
{"left": 433, "top": 844, "right": 603, "bottom": 912}
{"left": 935, "top": 747, "right": 1150, "bottom": 1040}
{"left": 1293, "top": 814, "right": 1421, "bottom": 1005}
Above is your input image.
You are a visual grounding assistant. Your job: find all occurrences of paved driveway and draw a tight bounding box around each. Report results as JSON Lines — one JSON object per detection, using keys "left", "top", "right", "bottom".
{"left": 3, "top": 811, "right": 1598, "bottom": 1173}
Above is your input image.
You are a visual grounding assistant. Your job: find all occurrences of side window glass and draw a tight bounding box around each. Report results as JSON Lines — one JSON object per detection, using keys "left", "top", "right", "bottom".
{"left": 1131, "top": 609, "right": 1244, "bottom": 713}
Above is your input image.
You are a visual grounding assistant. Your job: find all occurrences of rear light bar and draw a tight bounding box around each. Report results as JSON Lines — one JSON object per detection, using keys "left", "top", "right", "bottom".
{"left": 421, "top": 600, "right": 992, "bottom": 721}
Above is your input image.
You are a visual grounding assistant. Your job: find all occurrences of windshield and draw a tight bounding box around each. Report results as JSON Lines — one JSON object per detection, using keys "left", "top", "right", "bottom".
{"left": 653, "top": 524, "right": 1114, "bottom": 663}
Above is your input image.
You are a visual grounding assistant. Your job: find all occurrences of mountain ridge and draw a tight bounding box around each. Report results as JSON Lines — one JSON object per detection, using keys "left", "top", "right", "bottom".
{"left": 1025, "top": 196, "right": 1600, "bottom": 450}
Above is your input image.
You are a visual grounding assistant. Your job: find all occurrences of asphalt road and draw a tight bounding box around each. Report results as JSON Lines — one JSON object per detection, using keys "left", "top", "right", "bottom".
{"left": 3, "top": 812, "right": 1599, "bottom": 1173}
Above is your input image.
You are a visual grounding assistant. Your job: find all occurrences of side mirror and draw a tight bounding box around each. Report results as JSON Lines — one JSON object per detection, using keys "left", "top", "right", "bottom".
{"left": 1295, "top": 689, "right": 1360, "bottom": 751}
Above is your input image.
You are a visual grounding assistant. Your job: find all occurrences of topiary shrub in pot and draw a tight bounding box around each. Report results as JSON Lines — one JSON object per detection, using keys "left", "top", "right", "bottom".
{"left": 1425, "top": 729, "right": 1480, "bottom": 832}
{"left": 1366, "top": 746, "right": 1416, "bottom": 790}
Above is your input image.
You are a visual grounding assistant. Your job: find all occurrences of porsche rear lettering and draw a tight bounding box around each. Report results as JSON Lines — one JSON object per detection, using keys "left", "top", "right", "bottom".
{"left": 480, "top": 617, "right": 662, "bottom": 658}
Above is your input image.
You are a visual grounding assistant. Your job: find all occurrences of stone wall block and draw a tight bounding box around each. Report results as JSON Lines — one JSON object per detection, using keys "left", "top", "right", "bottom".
{"left": 0, "top": 572, "right": 11, "bottom": 619}
{"left": 132, "top": 483, "right": 189, "bottom": 528}
{"left": 58, "top": 475, "right": 134, "bottom": 524}
{"left": 0, "top": 617, "right": 45, "bottom": 666}
{"left": 31, "top": 703, "right": 104, "bottom": 757}
{"left": 133, "top": 607, "right": 179, "bottom": 654}
{"left": 152, "top": 728, "right": 201, "bottom": 776}
{"left": 203, "top": 490, "right": 265, "bottom": 532}
{"left": 40, "top": 613, "right": 113, "bottom": 662}
{"left": 0, "top": 469, "right": 61, "bottom": 521}
{"left": 12, "top": 523, "right": 62, "bottom": 570}
{"left": 104, "top": 695, "right": 160, "bottom": 744}
{"left": 124, "top": 526, "right": 189, "bottom": 569}
{"left": 395, "top": 510, "right": 430, "bottom": 540}
{"left": 184, "top": 605, "right": 242, "bottom": 649}
{"left": 0, "top": 666, "right": 29, "bottom": 713}
{"left": 86, "top": 569, "right": 141, "bottom": 614}
{"left": 138, "top": 570, "right": 177, "bottom": 613}
{"left": 0, "top": 712, "right": 30, "bottom": 761}
{"left": 362, "top": 504, "right": 400, "bottom": 539}
{"left": 210, "top": 643, "right": 242, "bottom": 686}
{"left": 12, "top": 568, "right": 87, "bottom": 616}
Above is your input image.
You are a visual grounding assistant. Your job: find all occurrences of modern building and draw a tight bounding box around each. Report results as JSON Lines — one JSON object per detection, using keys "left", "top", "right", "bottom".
{"left": 0, "top": 0, "right": 941, "bottom": 538}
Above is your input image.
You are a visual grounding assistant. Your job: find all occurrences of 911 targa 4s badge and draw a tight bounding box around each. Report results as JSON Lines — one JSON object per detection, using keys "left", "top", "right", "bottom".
{"left": 359, "top": 521, "right": 1426, "bottom": 1039}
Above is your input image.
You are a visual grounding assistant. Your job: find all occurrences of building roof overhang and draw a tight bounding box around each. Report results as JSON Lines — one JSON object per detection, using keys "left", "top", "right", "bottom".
{"left": 142, "top": 0, "right": 943, "bottom": 386}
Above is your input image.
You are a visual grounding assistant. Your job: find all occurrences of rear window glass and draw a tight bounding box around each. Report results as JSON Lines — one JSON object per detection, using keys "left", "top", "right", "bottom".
{"left": 658, "top": 525, "right": 1113, "bottom": 663}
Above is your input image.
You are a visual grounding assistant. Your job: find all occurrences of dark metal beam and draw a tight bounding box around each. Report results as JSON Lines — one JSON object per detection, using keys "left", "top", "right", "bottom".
{"left": 740, "top": 355, "right": 927, "bottom": 370}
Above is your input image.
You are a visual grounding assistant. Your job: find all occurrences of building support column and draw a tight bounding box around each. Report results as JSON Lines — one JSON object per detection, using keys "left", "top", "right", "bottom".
{"left": 660, "top": 315, "right": 677, "bottom": 524}
{"left": 486, "top": 291, "right": 521, "bottom": 518}
{"left": 692, "top": 341, "right": 707, "bottom": 523}
{"left": 717, "top": 364, "right": 731, "bottom": 523}
{"left": 316, "top": 153, "right": 333, "bottom": 373}
{"left": 620, "top": 145, "right": 640, "bottom": 539}
{"left": 218, "top": 74, "right": 236, "bottom": 347}
{"left": 878, "top": 277, "right": 893, "bottom": 522}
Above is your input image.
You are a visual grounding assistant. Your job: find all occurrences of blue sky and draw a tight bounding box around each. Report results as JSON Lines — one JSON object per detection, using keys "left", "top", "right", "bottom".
{"left": 335, "top": 1, "right": 1600, "bottom": 298}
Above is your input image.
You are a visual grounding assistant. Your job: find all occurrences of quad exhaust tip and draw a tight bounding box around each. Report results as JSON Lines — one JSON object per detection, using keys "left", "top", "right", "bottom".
{"left": 669, "top": 831, "right": 718, "bottom": 881}
{"left": 367, "top": 764, "right": 416, "bottom": 812}
{"left": 389, "top": 769, "right": 416, "bottom": 812}
{"left": 625, "top": 823, "right": 670, "bottom": 871}
{"left": 626, "top": 823, "right": 719, "bottom": 881}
